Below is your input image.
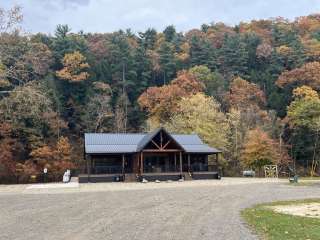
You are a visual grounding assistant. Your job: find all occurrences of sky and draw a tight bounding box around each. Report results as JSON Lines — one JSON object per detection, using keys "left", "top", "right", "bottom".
{"left": 2, "top": 0, "right": 320, "bottom": 34}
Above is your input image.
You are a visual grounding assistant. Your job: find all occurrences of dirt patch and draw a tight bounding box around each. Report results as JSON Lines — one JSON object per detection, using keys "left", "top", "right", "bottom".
{"left": 270, "top": 203, "right": 320, "bottom": 218}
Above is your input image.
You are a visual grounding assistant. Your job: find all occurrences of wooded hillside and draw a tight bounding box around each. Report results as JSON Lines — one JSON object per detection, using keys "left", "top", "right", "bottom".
{"left": 1, "top": 6, "right": 320, "bottom": 181}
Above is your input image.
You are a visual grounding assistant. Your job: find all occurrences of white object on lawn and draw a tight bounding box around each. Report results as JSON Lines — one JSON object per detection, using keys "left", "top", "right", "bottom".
{"left": 63, "top": 169, "right": 71, "bottom": 183}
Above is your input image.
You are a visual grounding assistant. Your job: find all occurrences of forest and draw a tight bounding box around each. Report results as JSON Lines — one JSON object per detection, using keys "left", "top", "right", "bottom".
{"left": 1, "top": 5, "right": 320, "bottom": 182}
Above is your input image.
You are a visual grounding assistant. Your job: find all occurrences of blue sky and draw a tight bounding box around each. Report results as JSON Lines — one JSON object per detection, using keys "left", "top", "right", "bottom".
{"left": 3, "top": 0, "right": 320, "bottom": 33}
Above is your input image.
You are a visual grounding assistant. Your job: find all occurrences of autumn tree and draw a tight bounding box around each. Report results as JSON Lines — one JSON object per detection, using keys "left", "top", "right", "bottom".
{"left": 55, "top": 136, "right": 74, "bottom": 173}
{"left": 276, "top": 62, "right": 320, "bottom": 90}
{"left": 83, "top": 82, "right": 113, "bottom": 132}
{"left": 138, "top": 70, "right": 204, "bottom": 127}
{"left": 225, "top": 76, "right": 272, "bottom": 137}
{"left": 0, "top": 5, "right": 23, "bottom": 33}
{"left": 256, "top": 42, "right": 273, "bottom": 59}
{"left": 0, "top": 81, "right": 67, "bottom": 156}
{"left": 0, "top": 123, "right": 22, "bottom": 177}
{"left": 30, "top": 136, "right": 74, "bottom": 177}
{"left": 227, "top": 77, "right": 266, "bottom": 110}
{"left": 287, "top": 86, "right": 320, "bottom": 176}
{"left": 287, "top": 86, "right": 320, "bottom": 129}
{"left": 56, "top": 51, "right": 89, "bottom": 82}
{"left": 165, "top": 93, "right": 230, "bottom": 162}
{"left": 226, "top": 108, "right": 242, "bottom": 171}
{"left": 30, "top": 145, "right": 56, "bottom": 170}
{"left": 25, "top": 42, "right": 53, "bottom": 76}
{"left": 241, "top": 128, "right": 280, "bottom": 175}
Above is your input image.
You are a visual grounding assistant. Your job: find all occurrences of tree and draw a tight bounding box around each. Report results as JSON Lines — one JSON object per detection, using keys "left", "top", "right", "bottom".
{"left": 188, "top": 65, "right": 225, "bottom": 99}
{"left": 227, "top": 77, "right": 266, "bottom": 110}
{"left": 56, "top": 136, "right": 71, "bottom": 162}
{"left": 0, "top": 5, "right": 23, "bottom": 33}
{"left": 25, "top": 42, "right": 53, "bottom": 76}
{"left": 114, "top": 92, "right": 130, "bottom": 133}
{"left": 30, "top": 136, "right": 74, "bottom": 177}
{"left": 226, "top": 108, "right": 242, "bottom": 170}
{"left": 158, "top": 42, "right": 176, "bottom": 84}
{"left": 287, "top": 86, "right": 320, "bottom": 176}
{"left": 256, "top": 42, "right": 273, "bottom": 59}
{"left": 287, "top": 86, "right": 320, "bottom": 129}
{"left": 276, "top": 62, "right": 320, "bottom": 90}
{"left": 189, "top": 35, "right": 216, "bottom": 69}
{"left": 138, "top": 71, "right": 204, "bottom": 127}
{"left": 218, "top": 34, "right": 249, "bottom": 79}
{"left": 241, "top": 128, "right": 280, "bottom": 174}
{"left": 163, "top": 25, "right": 176, "bottom": 42}
{"left": 30, "top": 145, "right": 55, "bottom": 169}
{"left": 55, "top": 24, "right": 71, "bottom": 39}
{"left": 0, "top": 123, "right": 22, "bottom": 177}
{"left": 0, "top": 81, "right": 66, "bottom": 154}
{"left": 165, "top": 93, "right": 230, "bottom": 158}
{"left": 83, "top": 82, "right": 113, "bottom": 132}
{"left": 56, "top": 51, "right": 89, "bottom": 82}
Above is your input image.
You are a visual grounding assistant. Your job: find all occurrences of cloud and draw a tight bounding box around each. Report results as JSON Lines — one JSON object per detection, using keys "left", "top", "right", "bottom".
{"left": 2, "top": 0, "right": 320, "bottom": 33}
{"left": 34, "top": 0, "right": 91, "bottom": 10}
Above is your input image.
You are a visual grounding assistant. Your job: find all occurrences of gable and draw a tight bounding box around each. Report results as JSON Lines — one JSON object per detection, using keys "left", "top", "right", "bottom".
{"left": 138, "top": 128, "right": 184, "bottom": 151}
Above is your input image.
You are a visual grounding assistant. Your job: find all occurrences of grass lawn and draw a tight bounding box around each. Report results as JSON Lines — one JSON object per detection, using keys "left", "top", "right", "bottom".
{"left": 241, "top": 199, "right": 320, "bottom": 240}
{"left": 300, "top": 177, "right": 320, "bottom": 181}
{"left": 287, "top": 181, "right": 319, "bottom": 187}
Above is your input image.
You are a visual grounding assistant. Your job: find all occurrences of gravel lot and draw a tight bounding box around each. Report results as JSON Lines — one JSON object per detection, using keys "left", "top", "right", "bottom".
{"left": 1, "top": 178, "right": 320, "bottom": 240}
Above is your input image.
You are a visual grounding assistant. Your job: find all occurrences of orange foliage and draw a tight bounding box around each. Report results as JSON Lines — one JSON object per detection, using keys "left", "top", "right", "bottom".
{"left": 227, "top": 77, "right": 266, "bottom": 110}
{"left": 56, "top": 136, "right": 71, "bottom": 162}
{"left": 87, "top": 34, "right": 109, "bottom": 61}
{"left": 276, "top": 62, "right": 320, "bottom": 90}
{"left": 239, "top": 20, "right": 273, "bottom": 43}
{"left": 302, "top": 38, "right": 320, "bottom": 60}
{"left": 295, "top": 15, "right": 320, "bottom": 37}
{"left": 0, "top": 123, "right": 22, "bottom": 176}
{"left": 56, "top": 51, "right": 89, "bottom": 82}
{"left": 138, "top": 71, "right": 204, "bottom": 123}
{"left": 206, "top": 23, "right": 235, "bottom": 48}
{"left": 292, "top": 85, "right": 319, "bottom": 100}
{"left": 30, "top": 145, "right": 55, "bottom": 169}
{"left": 241, "top": 128, "right": 280, "bottom": 170}
{"left": 30, "top": 136, "right": 74, "bottom": 175}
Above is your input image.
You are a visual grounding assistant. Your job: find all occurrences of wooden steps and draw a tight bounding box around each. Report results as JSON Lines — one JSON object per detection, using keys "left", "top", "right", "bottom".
{"left": 125, "top": 174, "right": 137, "bottom": 182}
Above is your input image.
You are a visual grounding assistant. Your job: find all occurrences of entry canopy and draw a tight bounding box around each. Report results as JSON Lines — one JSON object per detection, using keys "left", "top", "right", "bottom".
{"left": 84, "top": 128, "right": 221, "bottom": 154}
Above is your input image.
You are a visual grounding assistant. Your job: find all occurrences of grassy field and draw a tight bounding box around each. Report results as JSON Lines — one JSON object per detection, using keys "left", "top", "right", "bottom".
{"left": 241, "top": 199, "right": 320, "bottom": 240}
{"left": 287, "top": 181, "right": 319, "bottom": 187}
{"left": 300, "top": 177, "right": 320, "bottom": 181}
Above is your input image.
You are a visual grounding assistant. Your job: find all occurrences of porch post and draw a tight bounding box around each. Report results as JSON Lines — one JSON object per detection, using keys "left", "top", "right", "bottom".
{"left": 174, "top": 153, "right": 177, "bottom": 171}
{"left": 87, "top": 155, "right": 91, "bottom": 182}
{"left": 179, "top": 152, "right": 183, "bottom": 174}
{"left": 122, "top": 154, "right": 125, "bottom": 178}
{"left": 140, "top": 152, "right": 144, "bottom": 175}
{"left": 188, "top": 154, "right": 191, "bottom": 172}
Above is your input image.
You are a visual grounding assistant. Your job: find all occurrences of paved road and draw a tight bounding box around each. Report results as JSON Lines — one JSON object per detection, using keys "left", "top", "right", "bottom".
{"left": 1, "top": 179, "right": 320, "bottom": 240}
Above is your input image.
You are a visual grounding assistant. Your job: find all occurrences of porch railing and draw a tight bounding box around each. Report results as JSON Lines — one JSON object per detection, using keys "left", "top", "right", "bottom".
{"left": 92, "top": 166, "right": 122, "bottom": 174}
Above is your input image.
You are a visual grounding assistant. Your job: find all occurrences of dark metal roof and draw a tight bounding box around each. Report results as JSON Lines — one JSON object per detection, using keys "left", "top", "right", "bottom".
{"left": 84, "top": 128, "right": 221, "bottom": 154}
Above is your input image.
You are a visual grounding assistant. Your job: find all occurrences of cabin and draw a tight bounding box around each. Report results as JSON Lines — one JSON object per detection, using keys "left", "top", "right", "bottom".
{"left": 80, "top": 128, "right": 221, "bottom": 183}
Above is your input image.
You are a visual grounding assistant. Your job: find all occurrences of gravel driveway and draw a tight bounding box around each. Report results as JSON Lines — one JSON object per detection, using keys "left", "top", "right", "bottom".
{"left": 1, "top": 178, "right": 320, "bottom": 240}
